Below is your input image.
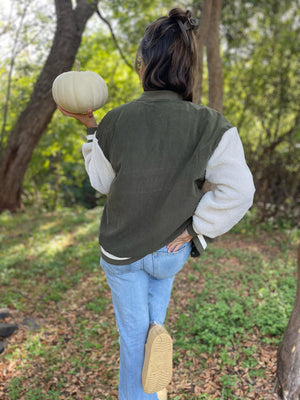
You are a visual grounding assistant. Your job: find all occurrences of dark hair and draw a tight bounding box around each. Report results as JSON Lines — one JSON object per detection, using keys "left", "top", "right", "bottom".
{"left": 135, "top": 8, "right": 198, "bottom": 101}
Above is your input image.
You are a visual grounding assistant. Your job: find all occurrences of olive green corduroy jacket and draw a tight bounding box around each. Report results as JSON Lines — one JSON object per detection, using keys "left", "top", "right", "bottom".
{"left": 95, "top": 90, "right": 232, "bottom": 264}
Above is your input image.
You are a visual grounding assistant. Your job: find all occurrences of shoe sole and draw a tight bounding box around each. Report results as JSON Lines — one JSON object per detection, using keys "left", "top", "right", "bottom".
{"left": 142, "top": 325, "right": 173, "bottom": 394}
{"left": 157, "top": 388, "right": 168, "bottom": 400}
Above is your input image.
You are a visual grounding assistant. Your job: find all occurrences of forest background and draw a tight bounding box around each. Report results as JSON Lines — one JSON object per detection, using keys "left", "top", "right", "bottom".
{"left": 0, "top": 0, "right": 299, "bottom": 223}
{"left": 0, "top": 1, "right": 300, "bottom": 399}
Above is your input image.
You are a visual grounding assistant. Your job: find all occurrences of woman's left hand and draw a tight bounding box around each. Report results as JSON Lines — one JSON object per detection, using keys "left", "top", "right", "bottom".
{"left": 166, "top": 229, "right": 193, "bottom": 253}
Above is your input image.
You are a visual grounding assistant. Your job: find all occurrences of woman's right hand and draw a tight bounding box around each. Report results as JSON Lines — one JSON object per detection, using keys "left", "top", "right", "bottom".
{"left": 57, "top": 106, "right": 97, "bottom": 128}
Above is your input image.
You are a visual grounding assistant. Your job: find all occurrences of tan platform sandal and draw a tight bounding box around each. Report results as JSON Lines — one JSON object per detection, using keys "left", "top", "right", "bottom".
{"left": 142, "top": 324, "right": 173, "bottom": 394}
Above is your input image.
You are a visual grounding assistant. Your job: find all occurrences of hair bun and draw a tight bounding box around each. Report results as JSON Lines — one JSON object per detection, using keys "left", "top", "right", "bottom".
{"left": 168, "top": 8, "right": 192, "bottom": 23}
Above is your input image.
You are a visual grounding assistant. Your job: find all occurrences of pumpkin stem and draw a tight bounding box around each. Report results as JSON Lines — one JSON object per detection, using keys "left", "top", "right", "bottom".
{"left": 75, "top": 59, "right": 81, "bottom": 72}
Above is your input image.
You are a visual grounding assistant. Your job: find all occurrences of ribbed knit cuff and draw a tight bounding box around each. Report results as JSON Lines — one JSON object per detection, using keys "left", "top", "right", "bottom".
{"left": 87, "top": 127, "right": 97, "bottom": 135}
{"left": 187, "top": 222, "right": 198, "bottom": 237}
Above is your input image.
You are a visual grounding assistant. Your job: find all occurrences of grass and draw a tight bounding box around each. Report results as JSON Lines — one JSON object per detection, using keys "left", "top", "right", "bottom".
{"left": 0, "top": 207, "right": 101, "bottom": 308}
{"left": 0, "top": 207, "right": 298, "bottom": 399}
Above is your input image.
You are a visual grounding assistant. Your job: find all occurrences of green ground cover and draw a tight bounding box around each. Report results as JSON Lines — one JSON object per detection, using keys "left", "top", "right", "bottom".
{"left": 0, "top": 207, "right": 298, "bottom": 399}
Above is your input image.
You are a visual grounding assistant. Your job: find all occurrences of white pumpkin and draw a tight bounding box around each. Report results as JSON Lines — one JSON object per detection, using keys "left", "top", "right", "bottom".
{"left": 52, "top": 71, "right": 108, "bottom": 113}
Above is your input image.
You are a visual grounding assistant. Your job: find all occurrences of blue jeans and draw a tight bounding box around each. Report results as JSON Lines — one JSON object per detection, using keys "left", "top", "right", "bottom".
{"left": 100, "top": 242, "right": 191, "bottom": 400}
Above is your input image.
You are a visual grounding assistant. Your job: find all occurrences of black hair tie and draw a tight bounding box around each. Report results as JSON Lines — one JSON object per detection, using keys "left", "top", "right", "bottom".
{"left": 176, "top": 17, "right": 199, "bottom": 47}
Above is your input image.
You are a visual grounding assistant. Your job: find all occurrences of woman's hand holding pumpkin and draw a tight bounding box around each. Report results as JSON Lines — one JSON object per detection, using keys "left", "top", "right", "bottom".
{"left": 57, "top": 106, "right": 97, "bottom": 128}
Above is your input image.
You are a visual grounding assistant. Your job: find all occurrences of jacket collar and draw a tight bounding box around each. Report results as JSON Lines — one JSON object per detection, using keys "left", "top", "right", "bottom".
{"left": 137, "top": 90, "right": 182, "bottom": 101}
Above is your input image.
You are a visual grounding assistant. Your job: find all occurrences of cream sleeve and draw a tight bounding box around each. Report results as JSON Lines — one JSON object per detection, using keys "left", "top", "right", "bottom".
{"left": 192, "top": 127, "right": 255, "bottom": 238}
{"left": 82, "top": 132, "right": 115, "bottom": 195}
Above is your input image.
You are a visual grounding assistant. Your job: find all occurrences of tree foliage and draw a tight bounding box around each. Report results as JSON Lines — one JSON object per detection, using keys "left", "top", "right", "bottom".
{"left": 0, "top": 0, "right": 98, "bottom": 212}
{"left": 222, "top": 0, "right": 300, "bottom": 222}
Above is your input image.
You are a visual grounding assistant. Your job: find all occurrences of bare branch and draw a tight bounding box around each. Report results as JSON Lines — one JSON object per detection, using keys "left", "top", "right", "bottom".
{"left": 262, "top": 111, "right": 300, "bottom": 155}
{"left": 96, "top": 6, "right": 133, "bottom": 70}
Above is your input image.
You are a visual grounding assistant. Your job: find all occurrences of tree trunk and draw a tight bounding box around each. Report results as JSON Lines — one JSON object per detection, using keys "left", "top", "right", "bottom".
{"left": 277, "top": 246, "right": 300, "bottom": 400}
{"left": 192, "top": 0, "right": 212, "bottom": 104}
{"left": 206, "top": 0, "right": 223, "bottom": 113}
{"left": 192, "top": 0, "right": 223, "bottom": 112}
{"left": 0, "top": 0, "right": 98, "bottom": 213}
